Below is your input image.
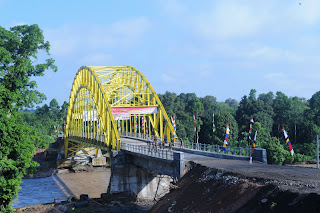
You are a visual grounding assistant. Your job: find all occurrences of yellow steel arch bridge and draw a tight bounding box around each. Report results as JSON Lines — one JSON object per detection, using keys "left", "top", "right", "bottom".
{"left": 64, "top": 66, "right": 176, "bottom": 157}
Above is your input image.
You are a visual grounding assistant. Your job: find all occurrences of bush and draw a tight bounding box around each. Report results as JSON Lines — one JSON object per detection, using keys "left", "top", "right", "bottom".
{"left": 262, "top": 137, "right": 290, "bottom": 165}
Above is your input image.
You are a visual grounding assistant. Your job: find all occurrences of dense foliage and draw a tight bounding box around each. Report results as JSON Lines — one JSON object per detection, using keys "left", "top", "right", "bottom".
{"left": 0, "top": 24, "right": 56, "bottom": 211}
{"left": 158, "top": 89, "right": 319, "bottom": 165}
{"left": 22, "top": 99, "right": 68, "bottom": 149}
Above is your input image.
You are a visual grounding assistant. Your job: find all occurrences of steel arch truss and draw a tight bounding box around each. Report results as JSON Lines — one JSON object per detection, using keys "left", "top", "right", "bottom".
{"left": 65, "top": 66, "right": 176, "bottom": 157}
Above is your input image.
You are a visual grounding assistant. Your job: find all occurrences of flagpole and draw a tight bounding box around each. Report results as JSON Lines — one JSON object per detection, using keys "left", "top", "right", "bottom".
{"left": 317, "top": 135, "right": 319, "bottom": 169}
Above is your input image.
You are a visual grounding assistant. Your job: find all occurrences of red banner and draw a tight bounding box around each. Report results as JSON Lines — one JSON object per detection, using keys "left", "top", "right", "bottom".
{"left": 111, "top": 106, "right": 158, "bottom": 115}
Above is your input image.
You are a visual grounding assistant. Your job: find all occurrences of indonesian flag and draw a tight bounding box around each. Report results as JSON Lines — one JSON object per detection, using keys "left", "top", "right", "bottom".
{"left": 117, "top": 118, "right": 121, "bottom": 133}
{"left": 193, "top": 112, "right": 196, "bottom": 132}
{"left": 146, "top": 122, "right": 149, "bottom": 135}
{"left": 135, "top": 114, "right": 138, "bottom": 132}
{"left": 173, "top": 114, "right": 176, "bottom": 131}
{"left": 171, "top": 115, "right": 176, "bottom": 138}
{"left": 249, "top": 148, "right": 253, "bottom": 164}
{"left": 250, "top": 125, "right": 258, "bottom": 164}
{"left": 212, "top": 112, "right": 216, "bottom": 132}
{"left": 249, "top": 115, "right": 254, "bottom": 140}
{"left": 283, "top": 126, "right": 294, "bottom": 156}
{"left": 142, "top": 116, "right": 145, "bottom": 128}
{"left": 223, "top": 124, "right": 230, "bottom": 151}
{"left": 253, "top": 124, "right": 258, "bottom": 148}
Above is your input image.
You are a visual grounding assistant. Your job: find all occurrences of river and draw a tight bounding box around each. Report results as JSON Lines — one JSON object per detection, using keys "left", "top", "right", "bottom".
{"left": 13, "top": 170, "right": 111, "bottom": 208}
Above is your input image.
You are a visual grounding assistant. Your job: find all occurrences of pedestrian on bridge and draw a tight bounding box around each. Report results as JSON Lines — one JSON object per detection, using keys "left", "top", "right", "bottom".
{"left": 180, "top": 138, "right": 183, "bottom": 148}
{"left": 147, "top": 135, "right": 151, "bottom": 148}
{"left": 158, "top": 138, "right": 162, "bottom": 149}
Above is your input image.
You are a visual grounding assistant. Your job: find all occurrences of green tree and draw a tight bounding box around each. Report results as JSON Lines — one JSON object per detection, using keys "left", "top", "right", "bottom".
{"left": 272, "top": 91, "right": 292, "bottom": 138}
{"left": 199, "top": 96, "right": 217, "bottom": 144}
{"left": 214, "top": 109, "right": 238, "bottom": 146}
{"left": 0, "top": 24, "right": 57, "bottom": 211}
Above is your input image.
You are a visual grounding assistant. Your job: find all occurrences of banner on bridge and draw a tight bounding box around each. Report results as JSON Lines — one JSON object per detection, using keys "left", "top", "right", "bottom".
{"left": 111, "top": 106, "right": 158, "bottom": 115}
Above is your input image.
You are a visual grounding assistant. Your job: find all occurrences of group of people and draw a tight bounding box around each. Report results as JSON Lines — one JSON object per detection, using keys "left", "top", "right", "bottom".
{"left": 146, "top": 135, "right": 184, "bottom": 150}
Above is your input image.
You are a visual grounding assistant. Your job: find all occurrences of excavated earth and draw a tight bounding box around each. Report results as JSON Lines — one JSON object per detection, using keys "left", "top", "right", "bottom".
{"left": 148, "top": 162, "right": 320, "bottom": 213}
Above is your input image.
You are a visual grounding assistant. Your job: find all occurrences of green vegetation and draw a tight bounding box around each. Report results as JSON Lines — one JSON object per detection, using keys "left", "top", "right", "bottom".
{"left": 158, "top": 89, "right": 319, "bottom": 165}
{"left": 0, "top": 24, "right": 57, "bottom": 212}
{"left": 22, "top": 99, "right": 68, "bottom": 149}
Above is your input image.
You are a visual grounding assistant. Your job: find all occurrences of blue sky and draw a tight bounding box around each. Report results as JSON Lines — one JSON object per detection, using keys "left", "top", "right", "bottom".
{"left": 1, "top": 0, "right": 320, "bottom": 106}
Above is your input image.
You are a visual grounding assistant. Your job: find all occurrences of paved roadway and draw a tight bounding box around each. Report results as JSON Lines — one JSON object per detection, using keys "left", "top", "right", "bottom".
{"left": 121, "top": 137, "right": 320, "bottom": 193}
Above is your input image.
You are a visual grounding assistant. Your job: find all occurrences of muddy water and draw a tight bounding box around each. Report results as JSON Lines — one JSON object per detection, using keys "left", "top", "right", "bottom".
{"left": 13, "top": 169, "right": 111, "bottom": 208}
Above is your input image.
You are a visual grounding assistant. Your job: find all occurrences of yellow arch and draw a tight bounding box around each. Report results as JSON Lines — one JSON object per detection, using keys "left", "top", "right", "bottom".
{"left": 64, "top": 66, "right": 176, "bottom": 157}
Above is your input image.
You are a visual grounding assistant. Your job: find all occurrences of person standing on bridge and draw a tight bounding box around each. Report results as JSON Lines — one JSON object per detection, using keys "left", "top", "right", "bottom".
{"left": 180, "top": 138, "right": 183, "bottom": 148}
{"left": 157, "top": 137, "right": 162, "bottom": 149}
{"left": 147, "top": 135, "right": 151, "bottom": 148}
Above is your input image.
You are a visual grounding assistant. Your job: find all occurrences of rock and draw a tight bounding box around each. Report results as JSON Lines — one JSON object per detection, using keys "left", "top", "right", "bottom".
{"left": 261, "top": 198, "right": 268, "bottom": 203}
{"left": 92, "top": 157, "right": 106, "bottom": 166}
{"left": 80, "top": 194, "right": 89, "bottom": 201}
{"left": 101, "top": 193, "right": 109, "bottom": 201}
{"left": 56, "top": 205, "right": 68, "bottom": 212}
{"left": 74, "top": 201, "right": 89, "bottom": 208}
{"left": 57, "top": 169, "right": 69, "bottom": 174}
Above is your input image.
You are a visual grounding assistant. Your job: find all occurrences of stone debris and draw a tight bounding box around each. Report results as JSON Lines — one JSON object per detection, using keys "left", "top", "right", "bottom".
{"left": 198, "top": 171, "right": 239, "bottom": 185}
{"left": 167, "top": 201, "right": 176, "bottom": 212}
{"left": 223, "top": 175, "right": 239, "bottom": 184}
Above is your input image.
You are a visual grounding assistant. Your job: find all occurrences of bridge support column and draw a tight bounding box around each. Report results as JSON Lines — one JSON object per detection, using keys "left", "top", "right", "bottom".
{"left": 109, "top": 151, "right": 173, "bottom": 200}
{"left": 173, "top": 151, "right": 185, "bottom": 180}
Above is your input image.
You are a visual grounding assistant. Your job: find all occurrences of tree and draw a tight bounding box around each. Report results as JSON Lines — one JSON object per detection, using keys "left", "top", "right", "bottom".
{"left": 272, "top": 91, "right": 292, "bottom": 138}
{"left": 213, "top": 109, "right": 238, "bottom": 146}
{"left": 0, "top": 24, "right": 57, "bottom": 211}
{"left": 199, "top": 96, "right": 217, "bottom": 144}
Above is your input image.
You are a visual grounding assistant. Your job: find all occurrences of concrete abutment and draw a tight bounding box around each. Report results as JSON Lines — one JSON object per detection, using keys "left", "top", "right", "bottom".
{"left": 109, "top": 150, "right": 185, "bottom": 200}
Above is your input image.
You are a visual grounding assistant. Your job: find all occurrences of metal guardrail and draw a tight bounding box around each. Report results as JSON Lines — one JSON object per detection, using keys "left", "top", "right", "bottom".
{"left": 121, "top": 143, "right": 173, "bottom": 160}
{"left": 120, "top": 131, "right": 251, "bottom": 157}
{"left": 178, "top": 141, "right": 251, "bottom": 157}
{"left": 69, "top": 131, "right": 250, "bottom": 157}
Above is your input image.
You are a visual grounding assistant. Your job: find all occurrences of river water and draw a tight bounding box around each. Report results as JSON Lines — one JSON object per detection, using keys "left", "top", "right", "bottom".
{"left": 13, "top": 170, "right": 111, "bottom": 208}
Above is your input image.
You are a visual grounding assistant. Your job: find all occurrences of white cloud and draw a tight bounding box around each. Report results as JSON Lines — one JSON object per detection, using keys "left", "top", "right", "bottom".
{"left": 193, "top": 2, "right": 265, "bottom": 41}
{"left": 264, "top": 72, "right": 298, "bottom": 90}
{"left": 44, "top": 17, "right": 150, "bottom": 58}
{"left": 246, "top": 46, "right": 303, "bottom": 63}
{"left": 161, "top": 0, "right": 186, "bottom": 16}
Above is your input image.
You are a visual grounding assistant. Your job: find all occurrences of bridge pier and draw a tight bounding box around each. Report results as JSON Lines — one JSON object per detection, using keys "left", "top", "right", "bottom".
{"left": 109, "top": 150, "right": 175, "bottom": 200}
{"left": 109, "top": 150, "right": 185, "bottom": 200}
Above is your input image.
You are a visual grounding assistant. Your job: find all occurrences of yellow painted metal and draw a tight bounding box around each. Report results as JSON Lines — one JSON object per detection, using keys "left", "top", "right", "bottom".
{"left": 65, "top": 66, "right": 177, "bottom": 157}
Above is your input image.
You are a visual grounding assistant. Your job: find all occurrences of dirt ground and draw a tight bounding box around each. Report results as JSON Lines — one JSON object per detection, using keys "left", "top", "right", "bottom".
{"left": 149, "top": 162, "right": 320, "bottom": 213}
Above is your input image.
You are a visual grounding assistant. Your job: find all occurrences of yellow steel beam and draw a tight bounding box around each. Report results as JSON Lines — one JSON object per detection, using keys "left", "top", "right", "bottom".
{"left": 64, "top": 66, "right": 176, "bottom": 158}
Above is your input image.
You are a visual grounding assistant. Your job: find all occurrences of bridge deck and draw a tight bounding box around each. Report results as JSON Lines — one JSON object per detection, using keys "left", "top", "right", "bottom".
{"left": 122, "top": 138, "right": 320, "bottom": 193}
